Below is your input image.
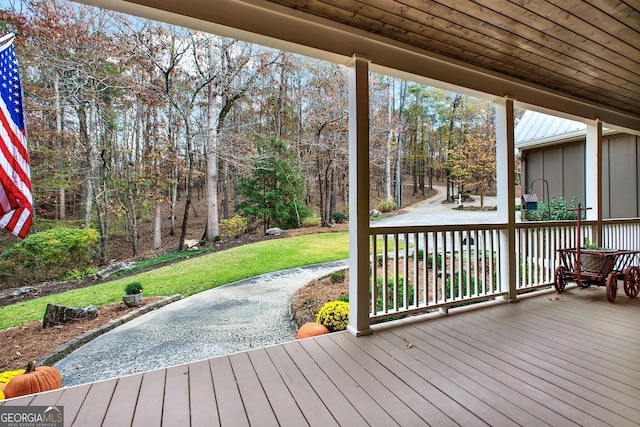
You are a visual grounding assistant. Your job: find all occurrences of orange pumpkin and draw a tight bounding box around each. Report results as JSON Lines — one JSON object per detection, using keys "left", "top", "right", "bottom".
{"left": 4, "top": 361, "right": 61, "bottom": 399}
{"left": 296, "top": 322, "right": 330, "bottom": 339}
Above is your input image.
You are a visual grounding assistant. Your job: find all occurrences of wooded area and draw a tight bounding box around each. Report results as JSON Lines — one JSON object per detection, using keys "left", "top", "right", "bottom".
{"left": 0, "top": 0, "right": 497, "bottom": 262}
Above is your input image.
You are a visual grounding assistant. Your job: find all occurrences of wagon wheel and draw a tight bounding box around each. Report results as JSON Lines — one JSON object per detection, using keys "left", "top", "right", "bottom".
{"left": 554, "top": 266, "right": 567, "bottom": 293}
{"left": 606, "top": 272, "right": 617, "bottom": 303}
{"left": 623, "top": 266, "right": 640, "bottom": 298}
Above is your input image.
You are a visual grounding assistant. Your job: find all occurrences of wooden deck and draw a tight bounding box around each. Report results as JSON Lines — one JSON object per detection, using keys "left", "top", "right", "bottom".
{"left": 2, "top": 286, "right": 640, "bottom": 426}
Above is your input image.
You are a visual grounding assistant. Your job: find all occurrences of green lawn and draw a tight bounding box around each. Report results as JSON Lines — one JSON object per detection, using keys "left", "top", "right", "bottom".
{"left": 0, "top": 232, "right": 349, "bottom": 330}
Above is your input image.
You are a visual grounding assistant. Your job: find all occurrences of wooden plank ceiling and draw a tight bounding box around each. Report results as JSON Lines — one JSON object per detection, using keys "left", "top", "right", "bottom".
{"left": 267, "top": 0, "right": 640, "bottom": 118}
{"left": 80, "top": 0, "right": 640, "bottom": 128}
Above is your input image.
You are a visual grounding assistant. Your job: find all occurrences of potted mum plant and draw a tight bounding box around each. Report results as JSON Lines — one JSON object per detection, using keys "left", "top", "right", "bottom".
{"left": 123, "top": 282, "right": 143, "bottom": 307}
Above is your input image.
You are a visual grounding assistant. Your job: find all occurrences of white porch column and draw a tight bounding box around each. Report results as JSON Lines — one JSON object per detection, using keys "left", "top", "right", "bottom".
{"left": 495, "top": 98, "right": 517, "bottom": 302}
{"left": 347, "top": 55, "right": 373, "bottom": 336}
{"left": 585, "top": 121, "right": 602, "bottom": 239}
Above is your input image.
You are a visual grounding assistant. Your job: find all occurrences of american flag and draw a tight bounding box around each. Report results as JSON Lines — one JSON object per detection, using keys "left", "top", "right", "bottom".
{"left": 0, "top": 34, "right": 32, "bottom": 239}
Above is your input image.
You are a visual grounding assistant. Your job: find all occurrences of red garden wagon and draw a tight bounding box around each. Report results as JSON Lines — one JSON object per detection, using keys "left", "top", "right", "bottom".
{"left": 553, "top": 204, "right": 640, "bottom": 302}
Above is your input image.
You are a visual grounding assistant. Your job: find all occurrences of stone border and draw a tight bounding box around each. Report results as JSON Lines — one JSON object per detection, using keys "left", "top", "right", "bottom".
{"left": 37, "top": 294, "right": 182, "bottom": 366}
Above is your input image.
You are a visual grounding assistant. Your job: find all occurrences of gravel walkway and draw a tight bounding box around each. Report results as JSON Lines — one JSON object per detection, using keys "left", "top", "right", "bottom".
{"left": 55, "top": 260, "right": 347, "bottom": 387}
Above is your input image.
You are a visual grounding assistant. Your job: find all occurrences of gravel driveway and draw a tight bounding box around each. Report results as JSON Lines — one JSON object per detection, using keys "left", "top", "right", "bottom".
{"left": 55, "top": 260, "right": 347, "bottom": 387}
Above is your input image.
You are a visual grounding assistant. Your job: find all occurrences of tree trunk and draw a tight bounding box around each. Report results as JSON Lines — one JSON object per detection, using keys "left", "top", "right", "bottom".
{"left": 128, "top": 186, "right": 139, "bottom": 256}
{"left": 178, "top": 123, "right": 194, "bottom": 251}
{"left": 153, "top": 199, "right": 162, "bottom": 250}
{"left": 221, "top": 160, "right": 229, "bottom": 219}
{"left": 205, "top": 39, "right": 222, "bottom": 241}
{"left": 446, "top": 94, "right": 462, "bottom": 201}
{"left": 329, "top": 168, "right": 336, "bottom": 220}
{"left": 394, "top": 80, "right": 407, "bottom": 209}
{"left": 317, "top": 156, "right": 325, "bottom": 224}
{"left": 385, "top": 76, "right": 393, "bottom": 201}
{"left": 54, "top": 75, "right": 66, "bottom": 221}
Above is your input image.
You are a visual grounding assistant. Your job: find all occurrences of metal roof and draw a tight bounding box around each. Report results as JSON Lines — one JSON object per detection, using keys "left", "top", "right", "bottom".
{"left": 515, "top": 110, "right": 586, "bottom": 147}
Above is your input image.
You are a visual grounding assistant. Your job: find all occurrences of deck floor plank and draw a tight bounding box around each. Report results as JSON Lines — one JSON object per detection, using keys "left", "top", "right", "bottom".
{"left": 453, "top": 308, "right": 640, "bottom": 419}
{"left": 26, "top": 388, "right": 65, "bottom": 406}
{"left": 402, "top": 319, "right": 584, "bottom": 426}
{"left": 188, "top": 359, "right": 219, "bottom": 427}
{"left": 314, "top": 334, "right": 431, "bottom": 426}
{"left": 486, "top": 304, "right": 640, "bottom": 368}
{"left": 101, "top": 374, "right": 142, "bottom": 427}
{"left": 331, "top": 332, "right": 457, "bottom": 427}
{"left": 37, "top": 384, "right": 89, "bottom": 426}
{"left": 471, "top": 307, "right": 640, "bottom": 395}
{"left": 388, "top": 323, "right": 578, "bottom": 427}
{"left": 281, "top": 341, "right": 369, "bottom": 425}
{"left": 70, "top": 379, "right": 117, "bottom": 427}
{"left": 265, "top": 344, "right": 339, "bottom": 427}
{"left": 228, "top": 351, "right": 279, "bottom": 427}
{"left": 209, "top": 356, "right": 250, "bottom": 427}
{"left": 369, "top": 328, "right": 521, "bottom": 426}
{"left": 510, "top": 293, "right": 640, "bottom": 352}
{"left": 535, "top": 288, "right": 640, "bottom": 338}
{"left": 297, "top": 336, "right": 399, "bottom": 426}
{"left": 162, "top": 365, "right": 191, "bottom": 427}
{"left": 246, "top": 348, "right": 308, "bottom": 426}
{"left": 340, "top": 329, "right": 487, "bottom": 426}
{"left": 131, "top": 367, "right": 166, "bottom": 427}
{"left": 0, "top": 394, "right": 35, "bottom": 406}
{"left": 422, "top": 308, "right": 638, "bottom": 426}
{"left": 414, "top": 315, "right": 622, "bottom": 427}
{"left": 3, "top": 290, "right": 640, "bottom": 427}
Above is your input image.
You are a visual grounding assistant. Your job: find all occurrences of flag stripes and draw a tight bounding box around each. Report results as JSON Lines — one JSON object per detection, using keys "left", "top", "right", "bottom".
{"left": 0, "top": 34, "right": 32, "bottom": 239}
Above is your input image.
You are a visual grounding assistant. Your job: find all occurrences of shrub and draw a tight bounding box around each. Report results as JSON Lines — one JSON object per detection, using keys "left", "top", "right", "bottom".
{"left": 316, "top": 300, "right": 349, "bottom": 332}
{"left": 124, "top": 282, "right": 143, "bottom": 295}
{"left": 373, "top": 275, "right": 415, "bottom": 311}
{"left": 426, "top": 253, "right": 444, "bottom": 267}
{"left": 330, "top": 270, "right": 346, "bottom": 283}
{"left": 0, "top": 227, "right": 100, "bottom": 285}
{"left": 524, "top": 196, "right": 578, "bottom": 221}
{"left": 331, "top": 211, "right": 348, "bottom": 224}
{"left": 63, "top": 267, "right": 98, "bottom": 283}
{"left": 219, "top": 216, "right": 248, "bottom": 239}
{"left": 301, "top": 215, "right": 321, "bottom": 227}
{"left": 409, "top": 250, "right": 443, "bottom": 268}
{"left": 445, "top": 272, "right": 476, "bottom": 298}
{"left": 376, "top": 199, "right": 396, "bottom": 213}
{"left": 338, "top": 294, "right": 349, "bottom": 303}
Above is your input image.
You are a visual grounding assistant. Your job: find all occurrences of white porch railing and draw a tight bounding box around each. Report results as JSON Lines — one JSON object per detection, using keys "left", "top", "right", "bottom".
{"left": 369, "top": 224, "right": 506, "bottom": 321}
{"left": 369, "top": 218, "right": 640, "bottom": 322}
{"left": 602, "top": 219, "right": 640, "bottom": 251}
{"left": 514, "top": 221, "right": 590, "bottom": 291}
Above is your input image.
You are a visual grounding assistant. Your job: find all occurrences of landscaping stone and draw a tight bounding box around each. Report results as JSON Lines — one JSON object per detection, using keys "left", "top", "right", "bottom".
{"left": 42, "top": 304, "right": 98, "bottom": 328}
{"left": 10, "top": 286, "right": 36, "bottom": 297}
{"left": 96, "top": 262, "right": 135, "bottom": 279}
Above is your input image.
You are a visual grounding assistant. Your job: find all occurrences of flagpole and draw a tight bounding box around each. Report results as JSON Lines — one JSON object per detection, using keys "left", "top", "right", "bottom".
{"left": 0, "top": 32, "right": 16, "bottom": 45}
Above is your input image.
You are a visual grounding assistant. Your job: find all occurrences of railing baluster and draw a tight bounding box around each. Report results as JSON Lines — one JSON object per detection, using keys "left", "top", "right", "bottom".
{"left": 370, "top": 235, "right": 377, "bottom": 315}
{"left": 432, "top": 231, "right": 438, "bottom": 305}
{"left": 382, "top": 234, "right": 389, "bottom": 313}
